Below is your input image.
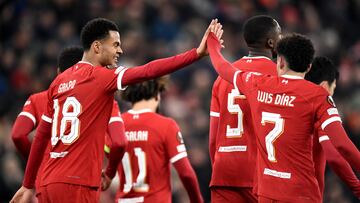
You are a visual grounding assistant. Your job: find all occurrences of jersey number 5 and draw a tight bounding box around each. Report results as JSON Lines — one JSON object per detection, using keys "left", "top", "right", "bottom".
{"left": 226, "top": 88, "right": 245, "bottom": 137}
{"left": 51, "top": 97, "right": 81, "bottom": 146}
{"left": 261, "top": 112, "right": 285, "bottom": 162}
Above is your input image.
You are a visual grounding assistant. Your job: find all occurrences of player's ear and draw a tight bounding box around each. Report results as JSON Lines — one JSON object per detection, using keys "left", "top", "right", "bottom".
{"left": 93, "top": 41, "right": 101, "bottom": 54}
{"left": 267, "top": 38, "right": 275, "bottom": 49}
{"left": 305, "top": 64, "right": 312, "bottom": 74}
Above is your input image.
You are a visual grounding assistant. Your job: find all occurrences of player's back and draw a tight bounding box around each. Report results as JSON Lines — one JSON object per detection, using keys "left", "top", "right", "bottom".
{"left": 210, "top": 56, "right": 276, "bottom": 187}
{"left": 117, "top": 110, "right": 186, "bottom": 203}
{"left": 237, "top": 73, "right": 339, "bottom": 202}
{"left": 41, "top": 61, "right": 119, "bottom": 187}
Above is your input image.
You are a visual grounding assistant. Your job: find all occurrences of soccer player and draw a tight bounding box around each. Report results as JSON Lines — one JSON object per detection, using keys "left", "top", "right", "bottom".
{"left": 305, "top": 56, "right": 360, "bottom": 199}
{"left": 207, "top": 24, "right": 360, "bottom": 202}
{"left": 105, "top": 77, "right": 203, "bottom": 203}
{"left": 209, "top": 15, "right": 281, "bottom": 203}
{"left": 11, "top": 18, "right": 221, "bottom": 203}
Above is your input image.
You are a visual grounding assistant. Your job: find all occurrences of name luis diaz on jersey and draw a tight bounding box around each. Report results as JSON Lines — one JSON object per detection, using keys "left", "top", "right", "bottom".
{"left": 58, "top": 80, "right": 76, "bottom": 93}
{"left": 257, "top": 90, "right": 296, "bottom": 107}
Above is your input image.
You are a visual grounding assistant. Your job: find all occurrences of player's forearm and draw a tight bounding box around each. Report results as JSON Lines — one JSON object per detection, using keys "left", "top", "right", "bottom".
{"left": 11, "top": 117, "right": 34, "bottom": 158}
{"left": 23, "top": 120, "right": 52, "bottom": 189}
{"left": 325, "top": 122, "right": 360, "bottom": 172}
{"left": 209, "top": 116, "right": 219, "bottom": 164}
{"left": 207, "top": 33, "right": 237, "bottom": 84}
{"left": 105, "top": 122, "right": 127, "bottom": 179}
{"left": 121, "top": 49, "right": 199, "bottom": 86}
{"left": 174, "top": 159, "right": 204, "bottom": 203}
{"left": 322, "top": 140, "right": 360, "bottom": 194}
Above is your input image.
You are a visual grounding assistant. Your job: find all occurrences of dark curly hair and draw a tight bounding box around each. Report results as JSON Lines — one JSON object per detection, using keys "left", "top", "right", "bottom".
{"left": 276, "top": 33, "right": 315, "bottom": 72}
{"left": 122, "top": 77, "right": 168, "bottom": 104}
{"left": 243, "top": 15, "right": 279, "bottom": 48}
{"left": 80, "top": 18, "right": 119, "bottom": 51}
{"left": 57, "top": 46, "right": 83, "bottom": 73}
{"left": 305, "top": 56, "right": 339, "bottom": 85}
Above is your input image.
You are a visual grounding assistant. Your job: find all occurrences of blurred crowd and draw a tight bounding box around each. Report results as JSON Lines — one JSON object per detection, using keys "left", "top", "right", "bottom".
{"left": 1, "top": 0, "right": 360, "bottom": 202}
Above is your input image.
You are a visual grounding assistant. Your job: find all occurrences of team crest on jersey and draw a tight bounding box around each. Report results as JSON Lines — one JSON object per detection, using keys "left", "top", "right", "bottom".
{"left": 177, "top": 132, "right": 184, "bottom": 144}
{"left": 327, "top": 96, "right": 336, "bottom": 107}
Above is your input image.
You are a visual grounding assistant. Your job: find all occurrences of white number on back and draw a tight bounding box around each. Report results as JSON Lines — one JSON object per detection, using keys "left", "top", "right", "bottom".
{"left": 122, "top": 147, "right": 149, "bottom": 193}
{"left": 226, "top": 88, "right": 245, "bottom": 137}
{"left": 261, "top": 112, "right": 285, "bottom": 162}
{"left": 51, "top": 97, "right": 81, "bottom": 146}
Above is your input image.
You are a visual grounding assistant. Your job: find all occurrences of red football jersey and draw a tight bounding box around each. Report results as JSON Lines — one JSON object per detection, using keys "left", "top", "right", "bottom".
{"left": 104, "top": 100, "right": 123, "bottom": 154}
{"left": 20, "top": 91, "right": 48, "bottom": 128}
{"left": 19, "top": 91, "right": 49, "bottom": 189}
{"left": 116, "top": 109, "right": 187, "bottom": 203}
{"left": 210, "top": 56, "right": 277, "bottom": 187}
{"left": 40, "top": 61, "right": 127, "bottom": 187}
{"left": 233, "top": 72, "right": 341, "bottom": 202}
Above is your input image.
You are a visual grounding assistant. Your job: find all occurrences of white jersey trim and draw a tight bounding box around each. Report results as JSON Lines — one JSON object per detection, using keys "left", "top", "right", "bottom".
{"left": 109, "top": 117, "right": 123, "bottom": 124}
{"left": 117, "top": 68, "right": 128, "bottom": 91}
{"left": 50, "top": 151, "right": 68, "bottom": 158}
{"left": 41, "top": 115, "right": 52, "bottom": 123}
{"left": 118, "top": 196, "right": 144, "bottom": 203}
{"left": 210, "top": 111, "right": 220, "bottom": 117}
{"left": 321, "top": 116, "right": 342, "bottom": 130}
{"left": 128, "top": 109, "right": 152, "bottom": 114}
{"left": 18, "top": 112, "right": 36, "bottom": 125}
{"left": 319, "top": 135, "right": 330, "bottom": 143}
{"left": 241, "top": 56, "right": 272, "bottom": 60}
{"left": 170, "top": 151, "right": 187, "bottom": 163}
{"left": 77, "top": 61, "right": 94, "bottom": 66}
{"left": 264, "top": 168, "right": 291, "bottom": 179}
{"left": 218, "top": 145, "right": 247, "bottom": 152}
{"left": 281, "top": 75, "right": 303, "bottom": 79}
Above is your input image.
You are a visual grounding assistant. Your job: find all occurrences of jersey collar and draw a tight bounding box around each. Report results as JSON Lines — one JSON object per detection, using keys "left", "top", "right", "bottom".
{"left": 281, "top": 75, "right": 304, "bottom": 79}
{"left": 77, "top": 61, "right": 94, "bottom": 66}
{"left": 128, "top": 109, "right": 153, "bottom": 114}
{"left": 242, "top": 56, "right": 272, "bottom": 61}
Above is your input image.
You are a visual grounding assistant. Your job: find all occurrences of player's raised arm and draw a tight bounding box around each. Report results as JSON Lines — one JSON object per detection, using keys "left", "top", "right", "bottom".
{"left": 207, "top": 25, "right": 239, "bottom": 84}
{"left": 120, "top": 19, "right": 219, "bottom": 86}
{"left": 319, "top": 138, "right": 360, "bottom": 197}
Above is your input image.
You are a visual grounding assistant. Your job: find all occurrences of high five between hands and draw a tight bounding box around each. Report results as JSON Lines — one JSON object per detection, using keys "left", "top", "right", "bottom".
{"left": 196, "top": 19, "right": 224, "bottom": 57}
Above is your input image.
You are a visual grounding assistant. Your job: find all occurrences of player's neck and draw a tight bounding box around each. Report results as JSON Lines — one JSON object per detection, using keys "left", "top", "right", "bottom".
{"left": 132, "top": 99, "right": 158, "bottom": 113}
{"left": 247, "top": 48, "right": 272, "bottom": 59}
{"left": 281, "top": 68, "right": 306, "bottom": 78}
{"left": 82, "top": 52, "right": 101, "bottom": 66}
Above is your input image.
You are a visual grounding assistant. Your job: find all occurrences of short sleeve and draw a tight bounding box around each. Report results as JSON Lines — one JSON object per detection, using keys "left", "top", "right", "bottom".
{"left": 41, "top": 85, "right": 55, "bottom": 124}
{"left": 210, "top": 77, "right": 220, "bottom": 118}
{"left": 96, "top": 66, "right": 128, "bottom": 92}
{"left": 165, "top": 119, "right": 188, "bottom": 164}
{"left": 109, "top": 100, "right": 123, "bottom": 124}
{"left": 18, "top": 96, "right": 37, "bottom": 125}
{"left": 234, "top": 71, "right": 262, "bottom": 97}
{"left": 314, "top": 90, "right": 342, "bottom": 130}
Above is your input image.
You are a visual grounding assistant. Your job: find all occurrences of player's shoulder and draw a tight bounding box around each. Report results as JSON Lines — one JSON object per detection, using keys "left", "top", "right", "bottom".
{"left": 29, "top": 90, "right": 48, "bottom": 101}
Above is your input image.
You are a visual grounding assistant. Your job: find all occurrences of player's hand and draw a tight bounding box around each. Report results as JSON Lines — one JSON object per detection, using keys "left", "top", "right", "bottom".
{"left": 209, "top": 19, "right": 224, "bottom": 45}
{"left": 101, "top": 170, "right": 112, "bottom": 191}
{"left": 9, "top": 186, "right": 34, "bottom": 203}
{"left": 196, "top": 19, "right": 224, "bottom": 57}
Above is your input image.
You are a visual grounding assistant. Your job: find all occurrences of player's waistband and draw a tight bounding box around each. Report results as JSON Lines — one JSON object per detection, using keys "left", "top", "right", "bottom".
{"left": 118, "top": 196, "right": 144, "bottom": 203}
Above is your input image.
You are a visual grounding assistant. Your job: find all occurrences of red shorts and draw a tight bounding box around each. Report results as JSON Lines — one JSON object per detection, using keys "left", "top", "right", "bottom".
{"left": 37, "top": 183, "right": 98, "bottom": 203}
{"left": 211, "top": 186, "right": 257, "bottom": 203}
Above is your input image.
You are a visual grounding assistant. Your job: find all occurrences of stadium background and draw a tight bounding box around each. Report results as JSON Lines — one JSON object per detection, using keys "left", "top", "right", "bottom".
{"left": 0, "top": 0, "right": 359, "bottom": 202}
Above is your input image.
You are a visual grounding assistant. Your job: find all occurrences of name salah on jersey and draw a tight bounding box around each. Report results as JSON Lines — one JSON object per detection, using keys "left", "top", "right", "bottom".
{"left": 257, "top": 90, "right": 296, "bottom": 107}
{"left": 125, "top": 131, "right": 148, "bottom": 141}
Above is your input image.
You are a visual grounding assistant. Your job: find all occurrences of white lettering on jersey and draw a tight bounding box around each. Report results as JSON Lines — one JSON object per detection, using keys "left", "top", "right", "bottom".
{"left": 257, "top": 90, "right": 296, "bottom": 107}
{"left": 58, "top": 80, "right": 77, "bottom": 93}
{"left": 125, "top": 131, "right": 148, "bottom": 141}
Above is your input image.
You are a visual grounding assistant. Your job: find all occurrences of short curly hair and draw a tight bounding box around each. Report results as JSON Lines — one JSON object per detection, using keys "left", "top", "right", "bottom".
{"left": 122, "top": 77, "right": 168, "bottom": 104}
{"left": 57, "top": 46, "right": 83, "bottom": 73}
{"left": 276, "top": 33, "right": 315, "bottom": 73}
{"left": 305, "top": 56, "right": 339, "bottom": 85}
{"left": 80, "top": 18, "right": 119, "bottom": 51}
